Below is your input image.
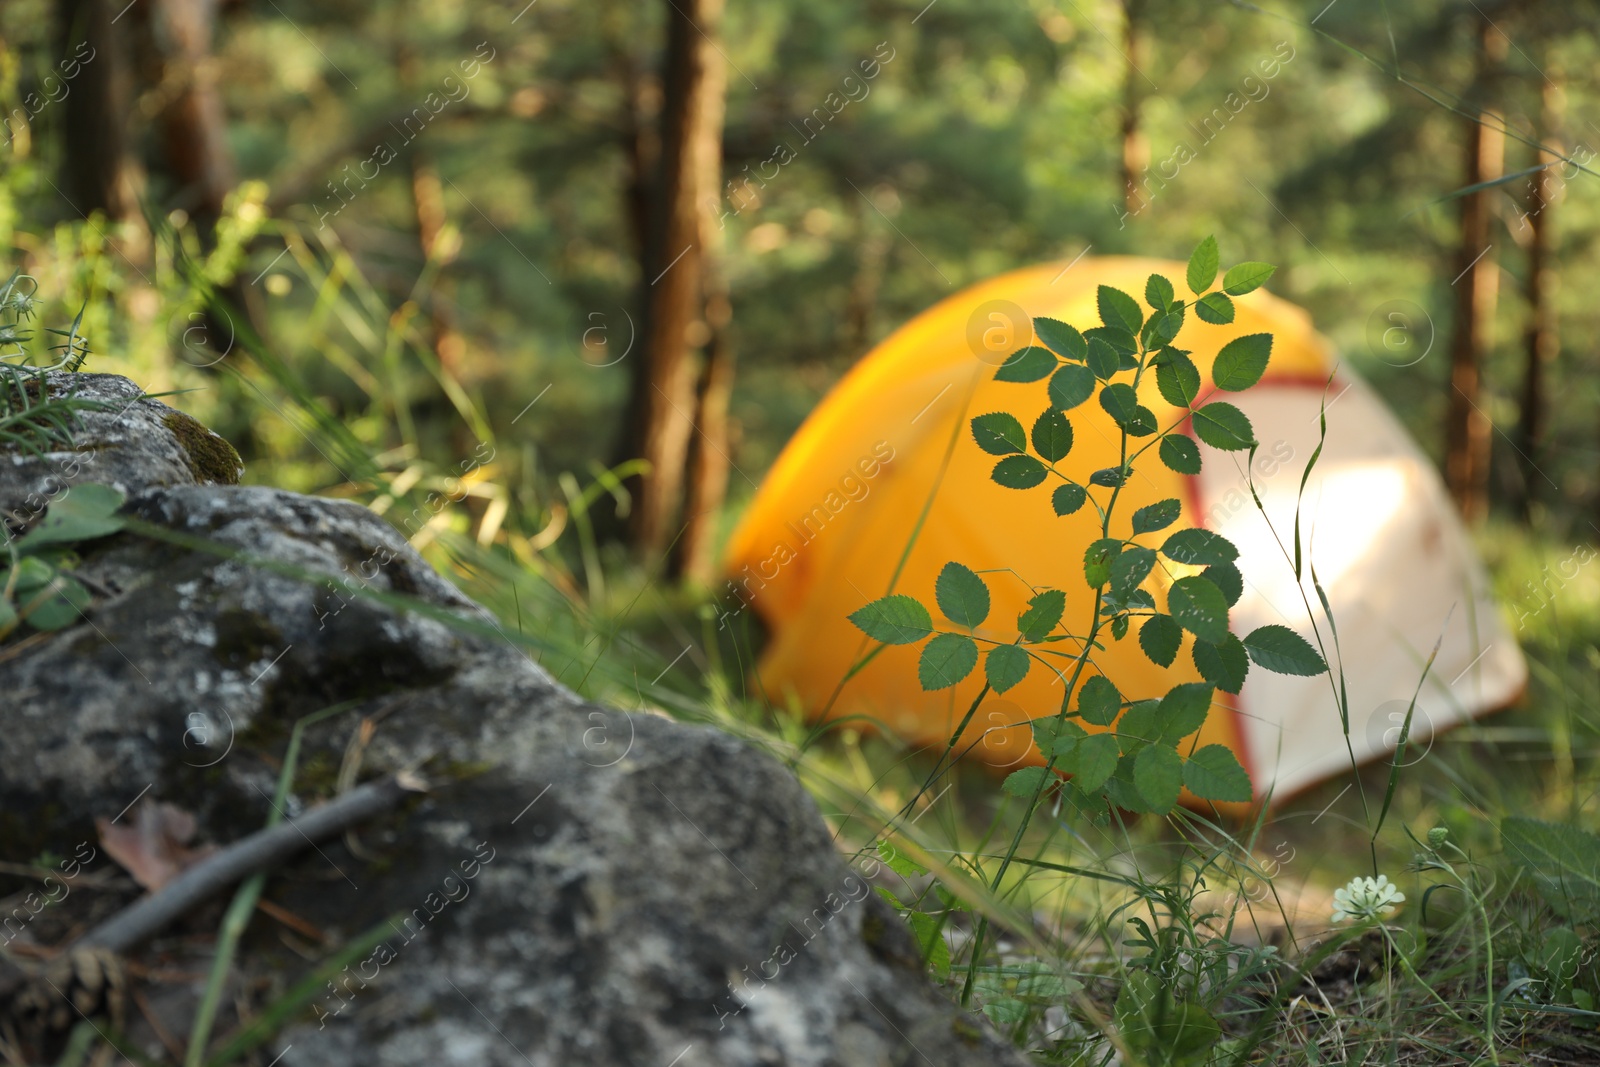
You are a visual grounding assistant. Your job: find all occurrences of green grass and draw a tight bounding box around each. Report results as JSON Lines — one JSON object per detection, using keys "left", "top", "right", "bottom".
{"left": 6, "top": 200, "right": 1600, "bottom": 1066}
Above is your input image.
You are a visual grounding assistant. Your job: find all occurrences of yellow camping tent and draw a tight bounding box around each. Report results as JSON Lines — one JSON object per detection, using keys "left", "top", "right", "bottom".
{"left": 723, "top": 256, "right": 1525, "bottom": 804}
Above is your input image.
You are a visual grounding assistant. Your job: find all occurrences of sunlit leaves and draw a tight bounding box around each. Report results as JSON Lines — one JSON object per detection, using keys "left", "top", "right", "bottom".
{"left": 1187, "top": 236, "right": 1219, "bottom": 294}
{"left": 1243, "top": 624, "right": 1328, "bottom": 675}
{"left": 1053, "top": 482, "right": 1087, "bottom": 516}
{"left": 1078, "top": 674, "right": 1121, "bottom": 726}
{"left": 849, "top": 595, "right": 933, "bottom": 644}
{"left": 1018, "top": 589, "right": 1065, "bottom": 641}
{"left": 993, "top": 454, "right": 1048, "bottom": 489}
{"left": 986, "top": 644, "right": 1030, "bottom": 692}
{"left": 1031, "top": 409, "right": 1073, "bottom": 462}
{"left": 1155, "top": 350, "right": 1201, "bottom": 408}
{"left": 1098, "top": 285, "right": 1144, "bottom": 333}
{"left": 1167, "top": 576, "right": 1230, "bottom": 644}
{"left": 1049, "top": 363, "right": 1095, "bottom": 411}
{"left": 1222, "top": 262, "right": 1276, "bottom": 296}
{"left": 1192, "top": 402, "right": 1255, "bottom": 451}
{"left": 1161, "top": 528, "right": 1238, "bottom": 566}
{"left": 1073, "top": 734, "right": 1121, "bottom": 793}
{"left": 1194, "top": 292, "right": 1234, "bottom": 325}
{"left": 1183, "top": 745, "right": 1252, "bottom": 802}
{"left": 1083, "top": 538, "right": 1120, "bottom": 587}
{"left": 1159, "top": 434, "right": 1202, "bottom": 474}
{"left": 919, "top": 632, "right": 977, "bottom": 689}
{"left": 1145, "top": 274, "right": 1175, "bottom": 309}
{"left": 971, "top": 412, "right": 1026, "bottom": 455}
{"left": 1192, "top": 633, "right": 1248, "bottom": 694}
{"left": 1033, "top": 317, "right": 1086, "bottom": 361}
{"left": 1211, "top": 333, "right": 1273, "bottom": 392}
{"left": 1131, "top": 498, "right": 1181, "bottom": 535}
{"left": 996, "top": 345, "right": 1056, "bottom": 382}
{"left": 1138, "top": 614, "right": 1182, "bottom": 668}
{"left": 1135, "top": 744, "right": 1183, "bottom": 810}
{"left": 936, "top": 561, "right": 989, "bottom": 627}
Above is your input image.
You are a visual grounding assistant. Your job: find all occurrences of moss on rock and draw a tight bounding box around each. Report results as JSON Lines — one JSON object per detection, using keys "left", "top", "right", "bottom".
{"left": 163, "top": 411, "right": 243, "bottom": 485}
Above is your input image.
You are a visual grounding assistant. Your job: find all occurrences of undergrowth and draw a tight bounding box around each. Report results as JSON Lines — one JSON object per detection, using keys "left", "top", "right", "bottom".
{"left": 1, "top": 186, "right": 1597, "bottom": 1066}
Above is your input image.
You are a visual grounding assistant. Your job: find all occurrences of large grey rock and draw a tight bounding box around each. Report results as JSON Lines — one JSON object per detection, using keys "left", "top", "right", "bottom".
{"left": 0, "top": 374, "right": 1024, "bottom": 1067}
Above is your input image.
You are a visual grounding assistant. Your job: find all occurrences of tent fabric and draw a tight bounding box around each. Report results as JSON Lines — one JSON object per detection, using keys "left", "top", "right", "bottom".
{"left": 723, "top": 256, "right": 1526, "bottom": 804}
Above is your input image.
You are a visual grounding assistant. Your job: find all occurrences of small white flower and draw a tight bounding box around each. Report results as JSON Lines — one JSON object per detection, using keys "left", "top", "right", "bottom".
{"left": 1330, "top": 874, "right": 1406, "bottom": 924}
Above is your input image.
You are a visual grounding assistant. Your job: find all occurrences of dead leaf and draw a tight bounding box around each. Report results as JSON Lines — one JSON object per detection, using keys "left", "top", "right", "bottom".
{"left": 95, "top": 801, "right": 215, "bottom": 892}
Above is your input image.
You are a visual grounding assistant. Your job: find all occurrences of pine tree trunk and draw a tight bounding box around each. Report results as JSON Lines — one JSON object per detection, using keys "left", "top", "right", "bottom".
{"left": 1443, "top": 16, "right": 1505, "bottom": 522}
{"left": 1515, "top": 78, "right": 1562, "bottom": 520}
{"left": 1119, "top": 0, "right": 1147, "bottom": 216}
{"left": 150, "top": 0, "right": 233, "bottom": 229}
{"left": 53, "top": 0, "right": 144, "bottom": 225}
{"left": 619, "top": 0, "right": 726, "bottom": 557}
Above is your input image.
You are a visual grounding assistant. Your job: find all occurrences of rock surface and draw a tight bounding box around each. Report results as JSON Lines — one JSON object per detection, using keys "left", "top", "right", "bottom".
{"left": 0, "top": 374, "right": 1026, "bottom": 1067}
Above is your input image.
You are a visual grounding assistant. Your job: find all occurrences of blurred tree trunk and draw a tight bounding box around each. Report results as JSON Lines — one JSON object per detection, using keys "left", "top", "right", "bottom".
{"left": 1443, "top": 15, "right": 1505, "bottom": 523}
{"left": 1515, "top": 77, "right": 1562, "bottom": 521}
{"left": 149, "top": 0, "right": 266, "bottom": 343}
{"left": 150, "top": 0, "right": 232, "bottom": 229}
{"left": 53, "top": 0, "right": 145, "bottom": 227}
{"left": 618, "top": 0, "right": 726, "bottom": 559}
{"left": 1118, "top": 0, "right": 1147, "bottom": 216}
{"left": 844, "top": 193, "right": 891, "bottom": 356}
{"left": 668, "top": 26, "right": 730, "bottom": 585}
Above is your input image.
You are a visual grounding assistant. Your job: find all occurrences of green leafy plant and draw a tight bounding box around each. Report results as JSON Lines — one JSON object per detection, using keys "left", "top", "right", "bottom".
{"left": 0, "top": 269, "right": 105, "bottom": 458}
{"left": 0, "top": 483, "right": 126, "bottom": 638}
{"left": 849, "top": 238, "right": 1328, "bottom": 820}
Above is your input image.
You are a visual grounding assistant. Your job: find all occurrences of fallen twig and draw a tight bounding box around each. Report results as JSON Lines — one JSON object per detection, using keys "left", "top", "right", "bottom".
{"left": 0, "top": 774, "right": 423, "bottom": 1002}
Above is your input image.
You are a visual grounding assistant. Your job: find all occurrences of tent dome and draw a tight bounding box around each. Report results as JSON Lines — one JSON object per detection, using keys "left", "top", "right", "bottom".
{"left": 723, "top": 256, "right": 1525, "bottom": 803}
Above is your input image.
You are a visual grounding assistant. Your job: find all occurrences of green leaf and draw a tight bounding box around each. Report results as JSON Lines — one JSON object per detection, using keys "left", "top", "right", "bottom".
{"left": 996, "top": 345, "right": 1056, "bottom": 383}
{"left": 1085, "top": 336, "right": 1120, "bottom": 380}
{"left": 1202, "top": 562, "right": 1243, "bottom": 606}
{"left": 971, "top": 412, "right": 1027, "bottom": 455}
{"left": 1017, "top": 589, "right": 1066, "bottom": 641}
{"left": 0, "top": 594, "right": 15, "bottom": 633}
{"left": 1184, "top": 745, "right": 1253, "bottom": 803}
{"left": 1002, "top": 765, "right": 1054, "bottom": 798}
{"left": 1159, "top": 434, "right": 1202, "bottom": 474}
{"left": 992, "top": 454, "right": 1048, "bottom": 489}
{"left": 1145, "top": 273, "right": 1175, "bottom": 309}
{"left": 1142, "top": 303, "right": 1185, "bottom": 349}
{"left": 19, "top": 573, "right": 92, "bottom": 630}
{"left": 1086, "top": 325, "right": 1138, "bottom": 356}
{"left": 1048, "top": 363, "right": 1095, "bottom": 411}
{"left": 1074, "top": 734, "right": 1121, "bottom": 793}
{"left": 1138, "top": 614, "right": 1182, "bottom": 668}
{"left": 1242, "top": 624, "right": 1328, "bottom": 676}
{"left": 1135, "top": 744, "right": 1183, "bottom": 811}
{"left": 1161, "top": 528, "right": 1239, "bottom": 566}
{"left": 849, "top": 595, "right": 934, "bottom": 644}
{"left": 1099, "top": 383, "right": 1139, "bottom": 427}
{"left": 1078, "top": 674, "right": 1121, "bottom": 726}
{"left": 1502, "top": 817, "right": 1600, "bottom": 922}
{"left": 1052, "top": 482, "right": 1087, "bottom": 516}
{"left": 1154, "top": 681, "right": 1213, "bottom": 743}
{"left": 1098, "top": 285, "right": 1144, "bottom": 333}
{"left": 935, "top": 561, "right": 990, "bottom": 628}
{"left": 1090, "top": 465, "right": 1130, "bottom": 487}
{"left": 1192, "top": 633, "right": 1248, "bottom": 694}
{"left": 1155, "top": 349, "right": 1201, "bottom": 408}
{"left": 918, "top": 633, "right": 978, "bottom": 690}
{"left": 986, "top": 644, "right": 1030, "bottom": 693}
{"left": 1031, "top": 716, "right": 1086, "bottom": 760}
{"left": 1110, "top": 614, "right": 1129, "bottom": 640}
{"left": 876, "top": 840, "right": 928, "bottom": 879}
{"left": 1186, "top": 236, "right": 1219, "bottom": 294}
{"left": 1083, "top": 538, "right": 1121, "bottom": 587}
{"left": 1223, "top": 261, "right": 1277, "bottom": 296}
{"left": 1211, "top": 333, "right": 1273, "bottom": 392}
{"left": 906, "top": 910, "right": 952, "bottom": 978}
{"left": 1194, "top": 292, "right": 1235, "bottom": 325}
{"left": 1131, "top": 499, "right": 1181, "bottom": 535}
{"left": 1031, "top": 409, "right": 1073, "bottom": 462}
{"left": 18, "top": 483, "right": 127, "bottom": 549}
{"left": 1033, "top": 317, "right": 1086, "bottom": 361}
{"left": 10, "top": 556, "right": 54, "bottom": 592}
{"left": 1167, "top": 576, "right": 1230, "bottom": 644}
{"left": 1110, "top": 545, "right": 1156, "bottom": 600}
{"left": 1192, "top": 402, "right": 1256, "bottom": 451}
{"left": 1115, "top": 970, "right": 1223, "bottom": 1062}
